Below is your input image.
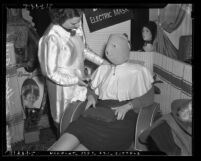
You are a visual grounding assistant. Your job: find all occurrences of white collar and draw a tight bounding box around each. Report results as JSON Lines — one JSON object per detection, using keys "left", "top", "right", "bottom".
{"left": 51, "top": 24, "right": 71, "bottom": 38}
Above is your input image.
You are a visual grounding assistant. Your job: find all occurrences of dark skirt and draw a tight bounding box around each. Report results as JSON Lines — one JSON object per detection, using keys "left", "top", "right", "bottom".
{"left": 65, "top": 99, "right": 138, "bottom": 151}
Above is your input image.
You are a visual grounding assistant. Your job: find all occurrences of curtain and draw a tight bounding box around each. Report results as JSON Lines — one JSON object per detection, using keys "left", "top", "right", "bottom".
{"left": 159, "top": 4, "right": 188, "bottom": 33}
{"left": 154, "top": 23, "right": 178, "bottom": 59}
{"left": 154, "top": 4, "right": 192, "bottom": 60}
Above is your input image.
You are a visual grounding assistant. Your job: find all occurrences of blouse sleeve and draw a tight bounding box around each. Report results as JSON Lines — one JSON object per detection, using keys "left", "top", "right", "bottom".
{"left": 130, "top": 86, "right": 154, "bottom": 112}
{"left": 84, "top": 48, "right": 104, "bottom": 65}
{"left": 44, "top": 35, "right": 79, "bottom": 86}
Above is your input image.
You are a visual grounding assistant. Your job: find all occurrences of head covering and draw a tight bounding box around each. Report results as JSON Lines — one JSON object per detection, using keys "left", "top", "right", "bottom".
{"left": 143, "top": 21, "right": 157, "bottom": 43}
{"left": 171, "top": 99, "right": 192, "bottom": 135}
{"left": 105, "top": 33, "right": 130, "bottom": 65}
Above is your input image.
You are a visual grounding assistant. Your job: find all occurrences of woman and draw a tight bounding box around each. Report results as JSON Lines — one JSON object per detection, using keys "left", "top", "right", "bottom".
{"left": 38, "top": 9, "right": 109, "bottom": 138}
{"left": 141, "top": 21, "right": 157, "bottom": 52}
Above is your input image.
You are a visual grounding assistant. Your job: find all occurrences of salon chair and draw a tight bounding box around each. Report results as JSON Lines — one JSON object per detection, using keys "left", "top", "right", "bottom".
{"left": 60, "top": 101, "right": 160, "bottom": 151}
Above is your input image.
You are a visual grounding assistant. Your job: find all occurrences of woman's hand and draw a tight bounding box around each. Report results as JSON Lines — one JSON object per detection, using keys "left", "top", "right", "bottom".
{"left": 111, "top": 103, "right": 133, "bottom": 120}
{"left": 85, "top": 94, "right": 96, "bottom": 111}
{"left": 102, "top": 59, "right": 110, "bottom": 65}
{"left": 78, "top": 79, "right": 88, "bottom": 87}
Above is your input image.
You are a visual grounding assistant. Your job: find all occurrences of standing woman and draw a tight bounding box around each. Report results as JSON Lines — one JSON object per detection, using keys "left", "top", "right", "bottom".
{"left": 38, "top": 8, "right": 108, "bottom": 138}
{"left": 141, "top": 21, "right": 157, "bottom": 52}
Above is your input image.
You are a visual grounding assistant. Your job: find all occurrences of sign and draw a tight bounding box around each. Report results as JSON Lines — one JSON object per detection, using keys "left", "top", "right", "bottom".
{"left": 84, "top": 8, "right": 134, "bottom": 32}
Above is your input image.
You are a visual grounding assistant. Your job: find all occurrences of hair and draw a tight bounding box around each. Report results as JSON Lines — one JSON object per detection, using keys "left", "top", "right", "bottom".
{"left": 49, "top": 8, "right": 84, "bottom": 25}
{"left": 142, "top": 21, "right": 157, "bottom": 43}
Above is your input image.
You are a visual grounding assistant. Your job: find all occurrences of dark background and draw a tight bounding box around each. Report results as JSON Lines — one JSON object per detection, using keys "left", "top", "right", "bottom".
{"left": 130, "top": 9, "right": 149, "bottom": 51}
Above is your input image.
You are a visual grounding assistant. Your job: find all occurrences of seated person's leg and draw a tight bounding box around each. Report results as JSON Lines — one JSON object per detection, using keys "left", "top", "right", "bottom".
{"left": 53, "top": 121, "right": 60, "bottom": 139}
{"left": 48, "top": 133, "right": 80, "bottom": 151}
{"left": 73, "top": 144, "right": 89, "bottom": 151}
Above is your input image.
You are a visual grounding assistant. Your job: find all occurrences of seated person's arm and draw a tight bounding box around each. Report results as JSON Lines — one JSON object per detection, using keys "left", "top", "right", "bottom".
{"left": 130, "top": 86, "right": 154, "bottom": 113}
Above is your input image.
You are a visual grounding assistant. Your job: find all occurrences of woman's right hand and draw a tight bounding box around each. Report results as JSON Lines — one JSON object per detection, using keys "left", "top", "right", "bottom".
{"left": 78, "top": 79, "right": 88, "bottom": 87}
{"left": 102, "top": 59, "right": 110, "bottom": 65}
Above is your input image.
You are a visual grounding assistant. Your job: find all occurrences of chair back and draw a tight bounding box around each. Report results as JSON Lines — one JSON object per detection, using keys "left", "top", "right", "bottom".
{"left": 134, "top": 102, "right": 160, "bottom": 151}
{"left": 60, "top": 101, "right": 87, "bottom": 135}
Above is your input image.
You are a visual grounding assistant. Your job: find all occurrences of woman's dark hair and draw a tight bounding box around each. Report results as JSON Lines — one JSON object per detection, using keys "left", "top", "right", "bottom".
{"left": 49, "top": 8, "right": 83, "bottom": 25}
{"left": 143, "top": 21, "right": 157, "bottom": 43}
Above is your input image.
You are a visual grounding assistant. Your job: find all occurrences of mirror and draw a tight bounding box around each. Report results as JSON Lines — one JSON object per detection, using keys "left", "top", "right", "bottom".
{"left": 21, "top": 78, "right": 41, "bottom": 131}
{"left": 20, "top": 71, "right": 45, "bottom": 132}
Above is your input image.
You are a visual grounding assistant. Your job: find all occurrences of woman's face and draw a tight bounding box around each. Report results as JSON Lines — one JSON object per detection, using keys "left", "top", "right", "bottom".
{"left": 24, "top": 93, "right": 37, "bottom": 108}
{"left": 62, "top": 17, "right": 81, "bottom": 30}
{"left": 142, "top": 27, "right": 152, "bottom": 41}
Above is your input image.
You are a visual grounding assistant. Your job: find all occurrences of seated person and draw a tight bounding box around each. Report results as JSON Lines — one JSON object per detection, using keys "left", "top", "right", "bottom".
{"left": 140, "top": 21, "right": 157, "bottom": 52}
{"left": 139, "top": 99, "right": 192, "bottom": 156}
{"left": 48, "top": 33, "right": 154, "bottom": 151}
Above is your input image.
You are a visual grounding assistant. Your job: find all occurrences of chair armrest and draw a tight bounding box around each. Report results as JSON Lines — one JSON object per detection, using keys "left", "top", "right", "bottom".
{"left": 134, "top": 102, "right": 160, "bottom": 151}
{"left": 60, "top": 101, "right": 87, "bottom": 135}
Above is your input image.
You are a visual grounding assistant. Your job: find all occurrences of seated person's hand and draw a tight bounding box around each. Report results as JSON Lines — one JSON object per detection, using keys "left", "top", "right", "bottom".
{"left": 111, "top": 103, "right": 133, "bottom": 120}
{"left": 143, "top": 44, "right": 154, "bottom": 52}
{"left": 85, "top": 94, "right": 96, "bottom": 111}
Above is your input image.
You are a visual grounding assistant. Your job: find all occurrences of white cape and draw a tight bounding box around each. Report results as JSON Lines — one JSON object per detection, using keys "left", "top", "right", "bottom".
{"left": 91, "top": 62, "right": 154, "bottom": 101}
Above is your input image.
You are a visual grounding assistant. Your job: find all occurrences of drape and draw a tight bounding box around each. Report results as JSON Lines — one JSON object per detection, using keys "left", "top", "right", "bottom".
{"left": 159, "top": 4, "right": 188, "bottom": 33}
{"left": 154, "top": 23, "right": 178, "bottom": 59}
{"left": 154, "top": 4, "right": 192, "bottom": 60}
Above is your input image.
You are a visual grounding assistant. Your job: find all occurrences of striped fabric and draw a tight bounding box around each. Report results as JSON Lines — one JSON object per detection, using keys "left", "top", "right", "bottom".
{"left": 153, "top": 52, "right": 192, "bottom": 114}
{"left": 6, "top": 42, "right": 25, "bottom": 144}
{"left": 131, "top": 51, "right": 192, "bottom": 114}
{"left": 181, "top": 64, "right": 192, "bottom": 99}
{"left": 6, "top": 75, "right": 25, "bottom": 144}
{"left": 6, "top": 125, "right": 12, "bottom": 151}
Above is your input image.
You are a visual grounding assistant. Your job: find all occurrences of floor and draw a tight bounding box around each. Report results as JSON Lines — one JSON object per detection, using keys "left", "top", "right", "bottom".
{"left": 12, "top": 127, "right": 57, "bottom": 151}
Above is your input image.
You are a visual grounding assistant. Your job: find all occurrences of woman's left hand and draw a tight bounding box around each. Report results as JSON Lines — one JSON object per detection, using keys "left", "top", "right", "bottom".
{"left": 111, "top": 103, "right": 133, "bottom": 120}
{"left": 102, "top": 60, "right": 110, "bottom": 65}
